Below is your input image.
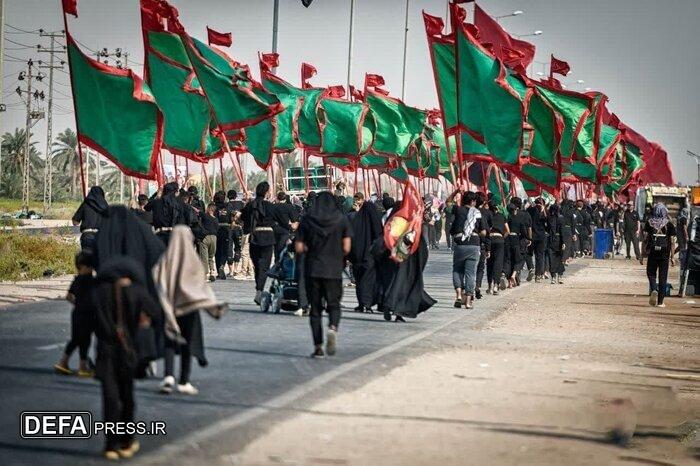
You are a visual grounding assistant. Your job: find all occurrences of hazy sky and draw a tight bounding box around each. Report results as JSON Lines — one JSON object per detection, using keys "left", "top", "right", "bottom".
{"left": 2, "top": 0, "right": 699, "bottom": 183}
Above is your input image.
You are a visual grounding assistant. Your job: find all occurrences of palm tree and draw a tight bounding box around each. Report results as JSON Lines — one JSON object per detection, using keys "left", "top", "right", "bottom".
{"left": 51, "top": 128, "right": 82, "bottom": 199}
{"left": 0, "top": 128, "right": 43, "bottom": 199}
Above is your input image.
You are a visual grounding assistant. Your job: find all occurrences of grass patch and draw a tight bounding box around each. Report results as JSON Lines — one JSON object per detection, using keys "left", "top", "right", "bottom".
{"left": 0, "top": 198, "right": 81, "bottom": 220}
{"left": 0, "top": 232, "right": 78, "bottom": 281}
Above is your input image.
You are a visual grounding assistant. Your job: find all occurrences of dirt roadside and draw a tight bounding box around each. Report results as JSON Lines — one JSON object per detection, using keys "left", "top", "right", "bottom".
{"left": 228, "top": 259, "right": 699, "bottom": 466}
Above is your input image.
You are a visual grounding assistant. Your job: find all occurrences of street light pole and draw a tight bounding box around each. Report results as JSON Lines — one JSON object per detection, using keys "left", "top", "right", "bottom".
{"left": 687, "top": 150, "right": 700, "bottom": 185}
{"left": 346, "top": 0, "right": 355, "bottom": 93}
{"left": 400, "top": 0, "right": 409, "bottom": 101}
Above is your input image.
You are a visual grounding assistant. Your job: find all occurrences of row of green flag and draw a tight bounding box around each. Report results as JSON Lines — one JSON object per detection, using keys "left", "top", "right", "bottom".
{"left": 423, "top": 3, "right": 645, "bottom": 198}
{"left": 63, "top": 0, "right": 454, "bottom": 187}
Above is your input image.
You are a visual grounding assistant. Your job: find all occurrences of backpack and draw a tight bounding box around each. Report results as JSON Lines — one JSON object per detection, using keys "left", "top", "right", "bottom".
{"left": 652, "top": 225, "right": 668, "bottom": 252}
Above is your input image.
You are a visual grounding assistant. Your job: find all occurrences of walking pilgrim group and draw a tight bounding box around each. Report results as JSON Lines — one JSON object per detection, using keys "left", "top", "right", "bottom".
{"left": 58, "top": 177, "right": 680, "bottom": 459}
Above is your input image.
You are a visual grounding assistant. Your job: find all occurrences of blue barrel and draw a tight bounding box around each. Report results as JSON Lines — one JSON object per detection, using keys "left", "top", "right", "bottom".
{"left": 593, "top": 228, "right": 614, "bottom": 259}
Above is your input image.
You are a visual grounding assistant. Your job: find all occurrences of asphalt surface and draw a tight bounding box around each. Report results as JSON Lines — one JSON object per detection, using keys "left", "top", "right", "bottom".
{"left": 0, "top": 247, "right": 569, "bottom": 465}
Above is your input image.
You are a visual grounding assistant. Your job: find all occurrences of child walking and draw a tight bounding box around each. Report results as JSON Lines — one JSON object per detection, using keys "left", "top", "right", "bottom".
{"left": 54, "top": 251, "right": 96, "bottom": 377}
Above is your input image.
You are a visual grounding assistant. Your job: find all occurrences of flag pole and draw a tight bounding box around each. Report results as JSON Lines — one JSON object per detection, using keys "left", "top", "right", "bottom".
{"left": 60, "top": 6, "right": 87, "bottom": 197}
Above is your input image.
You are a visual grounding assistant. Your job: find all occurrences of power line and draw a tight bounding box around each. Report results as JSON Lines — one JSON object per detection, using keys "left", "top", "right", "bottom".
{"left": 6, "top": 24, "right": 40, "bottom": 34}
{"left": 5, "top": 37, "right": 37, "bottom": 48}
{"left": 4, "top": 53, "right": 30, "bottom": 61}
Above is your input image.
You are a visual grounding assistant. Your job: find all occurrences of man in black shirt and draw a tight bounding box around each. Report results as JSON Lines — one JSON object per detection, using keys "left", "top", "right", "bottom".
{"left": 574, "top": 200, "right": 592, "bottom": 257}
{"left": 271, "top": 191, "right": 300, "bottom": 262}
{"left": 188, "top": 186, "right": 205, "bottom": 215}
{"left": 296, "top": 192, "right": 352, "bottom": 358}
{"left": 527, "top": 198, "right": 548, "bottom": 282}
{"left": 622, "top": 201, "right": 641, "bottom": 261}
{"left": 145, "top": 181, "right": 184, "bottom": 245}
{"left": 475, "top": 192, "right": 492, "bottom": 299}
{"left": 196, "top": 203, "right": 219, "bottom": 281}
{"left": 226, "top": 190, "right": 245, "bottom": 273}
{"left": 510, "top": 197, "right": 532, "bottom": 285}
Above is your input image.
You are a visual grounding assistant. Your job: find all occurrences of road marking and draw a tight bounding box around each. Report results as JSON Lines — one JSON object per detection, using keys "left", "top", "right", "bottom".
{"left": 138, "top": 311, "right": 468, "bottom": 464}
{"left": 37, "top": 343, "right": 63, "bottom": 351}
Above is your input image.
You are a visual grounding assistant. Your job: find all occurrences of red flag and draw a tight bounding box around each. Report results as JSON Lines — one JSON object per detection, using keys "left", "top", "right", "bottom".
{"left": 384, "top": 181, "right": 424, "bottom": 262}
{"left": 373, "top": 87, "right": 390, "bottom": 96}
{"left": 325, "top": 85, "right": 346, "bottom": 99}
{"left": 301, "top": 62, "right": 317, "bottom": 89}
{"left": 540, "top": 76, "right": 563, "bottom": 90}
{"left": 206, "top": 26, "right": 232, "bottom": 47}
{"left": 427, "top": 109, "right": 441, "bottom": 126}
{"left": 638, "top": 143, "right": 675, "bottom": 186}
{"left": 473, "top": 4, "right": 535, "bottom": 73}
{"left": 260, "top": 52, "right": 279, "bottom": 72}
{"left": 500, "top": 45, "right": 526, "bottom": 73}
{"left": 63, "top": 0, "right": 78, "bottom": 17}
{"left": 423, "top": 12, "right": 444, "bottom": 37}
{"left": 349, "top": 85, "right": 364, "bottom": 101}
{"left": 364, "top": 73, "right": 385, "bottom": 89}
{"left": 550, "top": 55, "right": 570, "bottom": 77}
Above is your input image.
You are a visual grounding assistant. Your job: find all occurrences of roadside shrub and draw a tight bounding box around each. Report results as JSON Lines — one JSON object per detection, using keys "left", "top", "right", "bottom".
{"left": 0, "top": 232, "right": 77, "bottom": 281}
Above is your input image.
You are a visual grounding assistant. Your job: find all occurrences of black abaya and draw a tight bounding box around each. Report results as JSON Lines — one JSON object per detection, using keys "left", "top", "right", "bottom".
{"left": 373, "top": 230, "right": 436, "bottom": 318}
{"left": 349, "top": 202, "right": 383, "bottom": 308}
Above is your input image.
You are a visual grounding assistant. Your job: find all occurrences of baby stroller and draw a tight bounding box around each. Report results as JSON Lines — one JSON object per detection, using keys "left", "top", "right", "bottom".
{"left": 260, "top": 243, "right": 300, "bottom": 313}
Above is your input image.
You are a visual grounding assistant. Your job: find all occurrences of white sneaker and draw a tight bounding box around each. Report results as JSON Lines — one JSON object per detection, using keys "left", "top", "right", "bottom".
{"left": 326, "top": 328, "right": 337, "bottom": 356}
{"left": 656, "top": 303, "right": 666, "bottom": 308}
{"left": 160, "top": 375, "right": 175, "bottom": 394}
{"left": 293, "top": 308, "right": 304, "bottom": 317}
{"left": 177, "top": 382, "right": 199, "bottom": 395}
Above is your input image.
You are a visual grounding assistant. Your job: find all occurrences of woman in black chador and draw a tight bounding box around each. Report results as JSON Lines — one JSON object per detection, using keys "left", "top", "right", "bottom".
{"left": 241, "top": 181, "right": 277, "bottom": 304}
{"left": 72, "top": 185, "right": 109, "bottom": 251}
{"left": 349, "top": 196, "right": 383, "bottom": 313}
{"left": 374, "top": 211, "right": 436, "bottom": 322}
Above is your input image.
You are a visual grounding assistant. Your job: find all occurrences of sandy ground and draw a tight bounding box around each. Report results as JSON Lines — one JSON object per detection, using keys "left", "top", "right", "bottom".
{"left": 229, "top": 259, "right": 699, "bottom": 466}
{"left": 0, "top": 275, "right": 73, "bottom": 307}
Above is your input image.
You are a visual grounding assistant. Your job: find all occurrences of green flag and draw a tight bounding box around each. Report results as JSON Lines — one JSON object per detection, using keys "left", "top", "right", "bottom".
{"left": 318, "top": 98, "right": 375, "bottom": 157}
{"left": 143, "top": 29, "right": 222, "bottom": 161}
{"left": 184, "top": 36, "right": 283, "bottom": 132}
{"left": 67, "top": 35, "right": 161, "bottom": 179}
{"left": 456, "top": 24, "right": 526, "bottom": 167}
{"left": 365, "top": 91, "right": 427, "bottom": 158}
{"left": 535, "top": 85, "right": 592, "bottom": 159}
{"left": 262, "top": 72, "right": 325, "bottom": 150}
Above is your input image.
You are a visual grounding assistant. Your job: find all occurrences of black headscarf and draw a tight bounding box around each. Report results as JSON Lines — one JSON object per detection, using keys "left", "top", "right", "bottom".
{"left": 93, "top": 205, "right": 166, "bottom": 293}
{"left": 84, "top": 186, "right": 108, "bottom": 215}
{"left": 303, "top": 191, "right": 344, "bottom": 242}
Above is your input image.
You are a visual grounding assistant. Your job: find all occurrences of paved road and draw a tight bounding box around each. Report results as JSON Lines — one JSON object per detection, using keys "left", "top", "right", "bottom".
{"left": 0, "top": 248, "right": 563, "bottom": 465}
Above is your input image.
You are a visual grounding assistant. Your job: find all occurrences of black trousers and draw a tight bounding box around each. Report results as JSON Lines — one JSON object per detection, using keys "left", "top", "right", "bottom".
{"left": 434, "top": 219, "right": 443, "bottom": 245}
{"left": 624, "top": 232, "right": 641, "bottom": 259}
{"left": 250, "top": 244, "right": 274, "bottom": 291}
{"left": 505, "top": 236, "right": 521, "bottom": 277}
{"left": 215, "top": 226, "right": 231, "bottom": 274}
{"left": 100, "top": 359, "right": 135, "bottom": 451}
{"left": 164, "top": 313, "right": 196, "bottom": 385}
{"left": 445, "top": 217, "right": 454, "bottom": 248}
{"left": 64, "top": 309, "right": 93, "bottom": 360}
{"left": 156, "top": 231, "right": 172, "bottom": 247}
{"left": 646, "top": 252, "right": 670, "bottom": 305}
{"left": 476, "top": 245, "right": 487, "bottom": 290}
{"left": 532, "top": 238, "right": 547, "bottom": 276}
{"left": 307, "top": 277, "right": 342, "bottom": 346}
{"left": 79, "top": 232, "right": 96, "bottom": 252}
{"left": 486, "top": 239, "right": 505, "bottom": 286}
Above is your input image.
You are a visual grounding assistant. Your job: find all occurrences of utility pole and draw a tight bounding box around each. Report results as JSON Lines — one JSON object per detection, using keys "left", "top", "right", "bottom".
{"left": 0, "top": 0, "right": 6, "bottom": 194}
{"left": 38, "top": 29, "right": 66, "bottom": 214}
{"left": 17, "top": 59, "right": 46, "bottom": 212}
